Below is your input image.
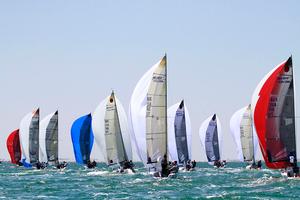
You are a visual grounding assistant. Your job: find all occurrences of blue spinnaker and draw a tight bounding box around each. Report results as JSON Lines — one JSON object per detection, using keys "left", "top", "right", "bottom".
{"left": 71, "top": 114, "right": 94, "bottom": 164}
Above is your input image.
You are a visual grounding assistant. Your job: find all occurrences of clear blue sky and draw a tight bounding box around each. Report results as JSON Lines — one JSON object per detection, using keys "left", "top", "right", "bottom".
{"left": 1, "top": 1, "right": 300, "bottom": 161}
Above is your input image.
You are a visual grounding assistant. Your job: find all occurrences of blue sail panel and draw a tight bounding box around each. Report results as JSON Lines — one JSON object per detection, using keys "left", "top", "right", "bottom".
{"left": 71, "top": 114, "right": 94, "bottom": 164}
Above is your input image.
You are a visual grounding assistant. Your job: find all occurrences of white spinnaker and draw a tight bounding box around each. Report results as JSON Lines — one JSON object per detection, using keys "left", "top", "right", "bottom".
{"left": 230, "top": 106, "right": 259, "bottom": 162}
{"left": 92, "top": 95, "right": 132, "bottom": 163}
{"left": 167, "top": 102, "right": 192, "bottom": 162}
{"left": 230, "top": 107, "right": 247, "bottom": 162}
{"left": 19, "top": 109, "right": 39, "bottom": 164}
{"left": 39, "top": 112, "right": 54, "bottom": 163}
{"left": 20, "top": 112, "right": 33, "bottom": 163}
{"left": 128, "top": 58, "right": 163, "bottom": 166}
{"left": 240, "top": 106, "right": 254, "bottom": 162}
{"left": 199, "top": 114, "right": 222, "bottom": 163}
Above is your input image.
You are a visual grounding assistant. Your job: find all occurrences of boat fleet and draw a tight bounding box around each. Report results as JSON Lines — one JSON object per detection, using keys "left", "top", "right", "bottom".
{"left": 5, "top": 55, "right": 298, "bottom": 178}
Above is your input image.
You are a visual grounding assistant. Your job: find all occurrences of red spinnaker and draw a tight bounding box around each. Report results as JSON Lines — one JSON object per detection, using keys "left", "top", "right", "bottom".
{"left": 253, "top": 57, "right": 296, "bottom": 169}
{"left": 7, "top": 129, "right": 22, "bottom": 164}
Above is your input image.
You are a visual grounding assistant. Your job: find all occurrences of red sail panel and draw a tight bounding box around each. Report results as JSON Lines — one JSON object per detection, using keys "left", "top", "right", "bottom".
{"left": 7, "top": 129, "right": 22, "bottom": 164}
{"left": 254, "top": 57, "right": 295, "bottom": 169}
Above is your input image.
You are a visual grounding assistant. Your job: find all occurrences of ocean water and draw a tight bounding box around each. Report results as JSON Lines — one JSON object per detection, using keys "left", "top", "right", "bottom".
{"left": 0, "top": 162, "right": 299, "bottom": 199}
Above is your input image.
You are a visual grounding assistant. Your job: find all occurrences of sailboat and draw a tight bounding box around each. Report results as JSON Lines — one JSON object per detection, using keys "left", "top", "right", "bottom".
{"left": 71, "top": 114, "right": 94, "bottom": 167}
{"left": 92, "top": 91, "right": 133, "bottom": 173}
{"left": 7, "top": 129, "right": 22, "bottom": 165}
{"left": 230, "top": 105, "right": 259, "bottom": 169}
{"left": 199, "top": 114, "right": 224, "bottom": 167}
{"left": 19, "top": 108, "right": 40, "bottom": 168}
{"left": 168, "top": 100, "right": 193, "bottom": 170}
{"left": 251, "top": 56, "right": 297, "bottom": 176}
{"left": 129, "top": 55, "right": 172, "bottom": 177}
{"left": 39, "top": 111, "right": 66, "bottom": 169}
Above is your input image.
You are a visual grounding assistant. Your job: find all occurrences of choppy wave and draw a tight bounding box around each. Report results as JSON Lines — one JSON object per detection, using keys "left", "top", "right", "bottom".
{"left": 0, "top": 162, "right": 299, "bottom": 199}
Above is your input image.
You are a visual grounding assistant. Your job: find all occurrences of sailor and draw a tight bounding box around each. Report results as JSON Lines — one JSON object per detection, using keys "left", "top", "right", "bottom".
{"left": 191, "top": 160, "right": 197, "bottom": 168}
{"left": 214, "top": 160, "right": 221, "bottom": 168}
{"left": 129, "top": 160, "right": 134, "bottom": 168}
{"left": 123, "top": 159, "right": 135, "bottom": 173}
{"left": 169, "top": 161, "right": 179, "bottom": 173}
{"left": 291, "top": 157, "right": 299, "bottom": 177}
{"left": 222, "top": 160, "right": 227, "bottom": 167}
{"left": 56, "top": 161, "right": 67, "bottom": 169}
{"left": 87, "top": 160, "right": 97, "bottom": 168}
{"left": 185, "top": 160, "right": 192, "bottom": 171}
{"left": 257, "top": 160, "right": 262, "bottom": 169}
{"left": 161, "top": 154, "right": 169, "bottom": 177}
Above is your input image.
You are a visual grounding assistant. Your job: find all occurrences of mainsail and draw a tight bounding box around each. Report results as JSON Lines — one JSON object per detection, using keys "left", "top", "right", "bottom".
{"left": 7, "top": 129, "right": 21, "bottom": 164}
{"left": 71, "top": 114, "right": 94, "bottom": 164}
{"left": 39, "top": 111, "right": 58, "bottom": 165}
{"left": 199, "top": 114, "right": 222, "bottom": 163}
{"left": 168, "top": 100, "right": 192, "bottom": 164}
{"left": 146, "top": 56, "right": 167, "bottom": 165}
{"left": 230, "top": 105, "right": 258, "bottom": 162}
{"left": 128, "top": 56, "right": 167, "bottom": 167}
{"left": 92, "top": 92, "right": 132, "bottom": 165}
{"left": 19, "top": 109, "right": 39, "bottom": 166}
{"left": 252, "top": 57, "right": 296, "bottom": 169}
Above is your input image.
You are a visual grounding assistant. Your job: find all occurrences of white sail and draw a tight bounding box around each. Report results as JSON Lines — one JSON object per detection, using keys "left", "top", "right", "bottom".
{"left": 199, "top": 114, "right": 222, "bottom": 163}
{"left": 240, "top": 105, "right": 255, "bottom": 162}
{"left": 39, "top": 111, "right": 58, "bottom": 165}
{"left": 19, "top": 109, "right": 39, "bottom": 165}
{"left": 128, "top": 57, "right": 165, "bottom": 166}
{"left": 146, "top": 56, "right": 167, "bottom": 165}
{"left": 230, "top": 107, "right": 247, "bottom": 162}
{"left": 168, "top": 101, "right": 192, "bottom": 163}
{"left": 92, "top": 93, "right": 132, "bottom": 164}
{"left": 230, "top": 105, "right": 259, "bottom": 162}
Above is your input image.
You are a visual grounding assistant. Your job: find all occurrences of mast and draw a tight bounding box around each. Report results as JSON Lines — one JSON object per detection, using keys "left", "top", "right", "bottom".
{"left": 249, "top": 105, "right": 256, "bottom": 164}
{"left": 165, "top": 53, "right": 168, "bottom": 161}
{"left": 291, "top": 56, "right": 298, "bottom": 163}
